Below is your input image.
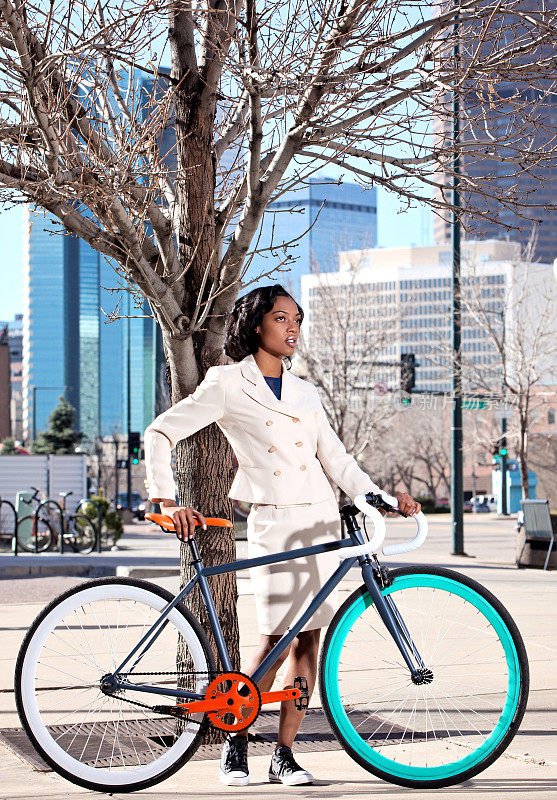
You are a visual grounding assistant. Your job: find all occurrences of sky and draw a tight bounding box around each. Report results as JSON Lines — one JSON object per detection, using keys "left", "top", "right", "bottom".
{"left": 0, "top": 3, "right": 433, "bottom": 321}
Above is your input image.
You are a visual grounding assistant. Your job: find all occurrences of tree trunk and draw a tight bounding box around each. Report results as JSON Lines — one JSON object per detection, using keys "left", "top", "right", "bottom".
{"left": 519, "top": 416, "right": 530, "bottom": 499}
{"left": 163, "top": 334, "right": 240, "bottom": 745}
{"left": 176, "top": 426, "right": 239, "bottom": 745}
{"left": 519, "top": 449, "right": 530, "bottom": 499}
{"left": 161, "top": 60, "right": 242, "bottom": 744}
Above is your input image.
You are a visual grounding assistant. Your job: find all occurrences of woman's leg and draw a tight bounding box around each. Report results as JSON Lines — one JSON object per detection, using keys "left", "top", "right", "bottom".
{"left": 233, "top": 633, "right": 291, "bottom": 738}
{"left": 277, "top": 627, "right": 321, "bottom": 749}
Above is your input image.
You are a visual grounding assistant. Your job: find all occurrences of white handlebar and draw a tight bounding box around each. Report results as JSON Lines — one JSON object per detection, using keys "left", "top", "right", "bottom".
{"left": 382, "top": 510, "right": 428, "bottom": 555}
{"left": 337, "top": 492, "right": 428, "bottom": 559}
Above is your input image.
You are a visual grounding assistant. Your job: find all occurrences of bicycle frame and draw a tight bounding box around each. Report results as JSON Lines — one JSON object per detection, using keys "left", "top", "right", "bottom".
{"left": 111, "top": 505, "right": 425, "bottom": 702}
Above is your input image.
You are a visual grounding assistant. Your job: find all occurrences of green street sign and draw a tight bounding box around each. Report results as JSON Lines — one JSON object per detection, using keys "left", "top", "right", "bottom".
{"left": 462, "top": 400, "right": 487, "bottom": 410}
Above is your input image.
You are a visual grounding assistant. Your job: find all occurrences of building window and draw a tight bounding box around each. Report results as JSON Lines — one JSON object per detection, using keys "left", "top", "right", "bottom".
{"left": 549, "top": 409, "right": 556, "bottom": 425}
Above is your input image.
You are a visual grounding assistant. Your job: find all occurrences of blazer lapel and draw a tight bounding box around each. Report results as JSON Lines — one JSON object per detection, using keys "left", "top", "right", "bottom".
{"left": 239, "top": 353, "right": 301, "bottom": 419}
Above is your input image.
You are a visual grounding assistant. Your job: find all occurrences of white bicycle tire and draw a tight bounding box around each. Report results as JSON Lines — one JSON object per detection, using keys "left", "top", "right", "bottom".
{"left": 15, "top": 578, "right": 214, "bottom": 792}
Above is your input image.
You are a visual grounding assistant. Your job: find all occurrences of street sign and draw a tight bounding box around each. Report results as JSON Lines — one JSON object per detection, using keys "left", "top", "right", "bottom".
{"left": 373, "top": 381, "right": 389, "bottom": 396}
{"left": 462, "top": 400, "right": 487, "bottom": 410}
{"left": 117, "top": 459, "right": 128, "bottom": 470}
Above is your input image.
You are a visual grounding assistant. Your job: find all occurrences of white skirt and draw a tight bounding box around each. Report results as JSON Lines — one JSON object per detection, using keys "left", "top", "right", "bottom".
{"left": 246, "top": 497, "right": 342, "bottom": 636}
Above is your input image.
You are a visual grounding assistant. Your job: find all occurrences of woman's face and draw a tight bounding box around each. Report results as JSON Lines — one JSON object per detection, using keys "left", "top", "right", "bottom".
{"left": 255, "top": 295, "right": 302, "bottom": 358}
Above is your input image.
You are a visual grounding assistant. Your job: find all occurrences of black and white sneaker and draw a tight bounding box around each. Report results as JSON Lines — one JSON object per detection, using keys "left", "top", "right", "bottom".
{"left": 219, "top": 734, "right": 250, "bottom": 786}
{"left": 268, "top": 744, "right": 314, "bottom": 785}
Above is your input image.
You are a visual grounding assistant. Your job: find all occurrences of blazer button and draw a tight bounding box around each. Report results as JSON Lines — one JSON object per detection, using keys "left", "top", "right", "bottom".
{"left": 300, "top": 465, "right": 306, "bottom": 470}
{"left": 268, "top": 445, "right": 277, "bottom": 452}
{"left": 292, "top": 417, "right": 300, "bottom": 423}
{"left": 295, "top": 441, "right": 303, "bottom": 447}
{"left": 274, "top": 469, "right": 281, "bottom": 476}
{"left": 266, "top": 420, "right": 273, "bottom": 426}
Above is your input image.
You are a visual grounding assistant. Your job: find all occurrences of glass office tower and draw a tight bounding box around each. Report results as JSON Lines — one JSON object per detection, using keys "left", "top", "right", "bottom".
{"left": 243, "top": 177, "right": 378, "bottom": 299}
{"left": 22, "top": 206, "right": 164, "bottom": 442}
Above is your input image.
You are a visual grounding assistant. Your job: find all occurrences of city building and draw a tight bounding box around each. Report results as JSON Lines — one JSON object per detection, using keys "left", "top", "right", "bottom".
{"left": 301, "top": 239, "right": 555, "bottom": 400}
{"left": 301, "top": 239, "right": 556, "bottom": 500}
{"left": 243, "top": 177, "right": 377, "bottom": 300}
{"left": 432, "top": 3, "right": 556, "bottom": 264}
{"left": 0, "top": 313, "right": 23, "bottom": 440}
{"left": 0, "top": 325, "right": 9, "bottom": 439}
{"left": 20, "top": 66, "right": 175, "bottom": 445}
{"left": 21, "top": 207, "right": 165, "bottom": 443}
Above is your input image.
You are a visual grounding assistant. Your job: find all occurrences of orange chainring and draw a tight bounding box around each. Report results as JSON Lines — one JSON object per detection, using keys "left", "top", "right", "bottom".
{"left": 205, "top": 671, "right": 261, "bottom": 732}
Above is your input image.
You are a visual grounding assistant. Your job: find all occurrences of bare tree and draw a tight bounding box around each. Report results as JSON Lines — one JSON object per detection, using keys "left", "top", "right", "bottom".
{"left": 0, "top": 0, "right": 555, "bottom": 729}
{"left": 369, "top": 402, "right": 451, "bottom": 503}
{"left": 459, "top": 229, "right": 557, "bottom": 497}
{"left": 295, "top": 245, "right": 398, "bottom": 503}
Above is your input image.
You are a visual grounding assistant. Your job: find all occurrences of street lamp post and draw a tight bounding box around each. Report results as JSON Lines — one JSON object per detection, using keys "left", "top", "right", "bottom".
{"left": 450, "top": 2, "right": 465, "bottom": 555}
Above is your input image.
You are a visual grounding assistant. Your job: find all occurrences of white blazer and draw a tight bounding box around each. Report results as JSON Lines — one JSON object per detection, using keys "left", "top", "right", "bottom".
{"left": 143, "top": 352, "right": 383, "bottom": 506}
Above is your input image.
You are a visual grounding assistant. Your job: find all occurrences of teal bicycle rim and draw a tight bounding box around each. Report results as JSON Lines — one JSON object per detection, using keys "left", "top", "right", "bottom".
{"left": 324, "top": 573, "right": 521, "bottom": 782}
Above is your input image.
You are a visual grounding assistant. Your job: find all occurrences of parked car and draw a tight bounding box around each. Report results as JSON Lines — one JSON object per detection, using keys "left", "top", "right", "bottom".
{"left": 466, "top": 496, "right": 492, "bottom": 513}
{"left": 116, "top": 491, "right": 147, "bottom": 519}
{"left": 472, "top": 494, "right": 497, "bottom": 512}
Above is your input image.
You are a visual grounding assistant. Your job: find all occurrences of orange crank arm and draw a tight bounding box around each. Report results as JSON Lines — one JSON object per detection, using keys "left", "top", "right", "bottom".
{"left": 175, "top": 687, "right": 301, "bottom": 714}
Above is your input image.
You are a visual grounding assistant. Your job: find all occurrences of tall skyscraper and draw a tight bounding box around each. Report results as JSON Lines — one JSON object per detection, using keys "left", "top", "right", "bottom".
{"left": 22, "top": 207, "right": 164, "bottom": 442}
{"left": 21, "top": 67, "right": 174, "bottom": 443}
{"left": 243, "top": 177, "right": 377, "bottom": 299}
{"left": 432, "top": 2, "right": 556, "bottom": 263}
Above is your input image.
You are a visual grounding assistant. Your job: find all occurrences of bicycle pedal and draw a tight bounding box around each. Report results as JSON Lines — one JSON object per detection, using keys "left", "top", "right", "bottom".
{"left": 293, "top": 676, "right": 309, "bottom": 710}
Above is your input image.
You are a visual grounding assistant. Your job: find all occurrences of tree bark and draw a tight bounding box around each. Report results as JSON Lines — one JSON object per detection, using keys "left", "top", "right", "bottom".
{"left": 519, "top": 418, "right": 530, "bottom": 500}
{"left": 176, "top": 424, "right": 239, "bottom": 745}
{"left": 161, "top": 327, "right": 240, "bottom": 746}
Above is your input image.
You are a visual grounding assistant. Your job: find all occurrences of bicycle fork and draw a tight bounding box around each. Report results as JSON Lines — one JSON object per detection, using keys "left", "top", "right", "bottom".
{"left": 360, "top": 560, "right": 430, "bottom": 684}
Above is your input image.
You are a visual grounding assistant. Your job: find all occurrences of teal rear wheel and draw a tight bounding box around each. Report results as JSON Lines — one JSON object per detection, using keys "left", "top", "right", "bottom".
{"left": 319, "top": 566, "right": 528, "bottom": 788}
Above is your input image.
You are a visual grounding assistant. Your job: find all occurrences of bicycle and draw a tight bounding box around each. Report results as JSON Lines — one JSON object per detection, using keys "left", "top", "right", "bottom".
{"left": 15, "top": 491, "right": 528, "bottom": 793}
{"left": 16, "top": 488, "right": 97, "bottom": 554}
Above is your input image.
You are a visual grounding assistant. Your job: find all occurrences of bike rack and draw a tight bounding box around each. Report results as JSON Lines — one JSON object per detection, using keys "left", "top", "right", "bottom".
{"left": 0, "top": 497, "right": 17, "bottom": 556}
{"left": 34, "top": 500, "right": 64, "bottom": 554}
{"left": 76, "top": 498, "right": 102, "bottom": 553}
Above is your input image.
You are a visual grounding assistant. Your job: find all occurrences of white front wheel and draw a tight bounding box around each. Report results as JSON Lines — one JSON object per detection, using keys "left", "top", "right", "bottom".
{"left": 15, "top": 577, "right": 215, "bottom": 793}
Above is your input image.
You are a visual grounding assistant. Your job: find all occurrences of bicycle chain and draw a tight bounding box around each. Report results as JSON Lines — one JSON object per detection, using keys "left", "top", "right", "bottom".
{"left": 107, "top": 669, "right": 220, "bottom": 720}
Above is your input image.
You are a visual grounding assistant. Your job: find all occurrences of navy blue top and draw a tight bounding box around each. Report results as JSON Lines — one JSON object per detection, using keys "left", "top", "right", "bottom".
{"left": 264, "top": 374, "right": 282, "bottom": 400}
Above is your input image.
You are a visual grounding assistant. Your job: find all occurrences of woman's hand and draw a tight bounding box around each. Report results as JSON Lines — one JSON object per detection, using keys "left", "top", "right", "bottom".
{"left": 159, "top": 502, "right": 207, "bottom": 542}
{"left": 394, "top": 492, "right": 421, "bottom": 516}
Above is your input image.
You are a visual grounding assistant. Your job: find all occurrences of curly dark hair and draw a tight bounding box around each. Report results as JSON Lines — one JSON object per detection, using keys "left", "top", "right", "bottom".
{"left": 223, "top": 283, "right": 304, "bottom": 364}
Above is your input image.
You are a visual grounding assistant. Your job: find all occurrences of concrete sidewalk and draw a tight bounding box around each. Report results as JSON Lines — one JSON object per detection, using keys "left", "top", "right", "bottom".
{"left": 0, "top": 514, "right": 555, "bottom": 799}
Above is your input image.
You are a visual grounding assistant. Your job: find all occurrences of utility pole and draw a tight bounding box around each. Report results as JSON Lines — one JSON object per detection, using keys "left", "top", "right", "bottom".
{"left": 450, "top": 2, "right": 465, "bottom": 555}
{"left": 126, "top": 294, "right": 132, "bottom": 510}
{"left": 113, "top": 432, "right": 120, "bottom": 506}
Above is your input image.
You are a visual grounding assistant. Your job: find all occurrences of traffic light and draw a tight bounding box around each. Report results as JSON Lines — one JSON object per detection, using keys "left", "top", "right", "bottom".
{"left": 128, "top": 431, "right": 141, "bottom": 465}
{"left": 400, "top": 353, "right": 416, "bottom": 394}
{"left": 491, "top": 442, "right": 508, "bottom": 465}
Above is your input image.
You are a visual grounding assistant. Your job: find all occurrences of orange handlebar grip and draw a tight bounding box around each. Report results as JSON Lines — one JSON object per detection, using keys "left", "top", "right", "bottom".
{"left": 145, "top": 512, "right": 233, "bottom": 530}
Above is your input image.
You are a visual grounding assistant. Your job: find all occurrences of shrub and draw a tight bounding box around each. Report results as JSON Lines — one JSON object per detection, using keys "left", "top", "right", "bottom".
{"left": 82, "top": 492, "right": 123, "bottom": 546}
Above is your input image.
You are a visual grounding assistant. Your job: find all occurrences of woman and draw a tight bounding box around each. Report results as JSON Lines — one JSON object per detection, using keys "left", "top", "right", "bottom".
{"left": 143, "top": 283, "right": 421, "bottom": 787}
